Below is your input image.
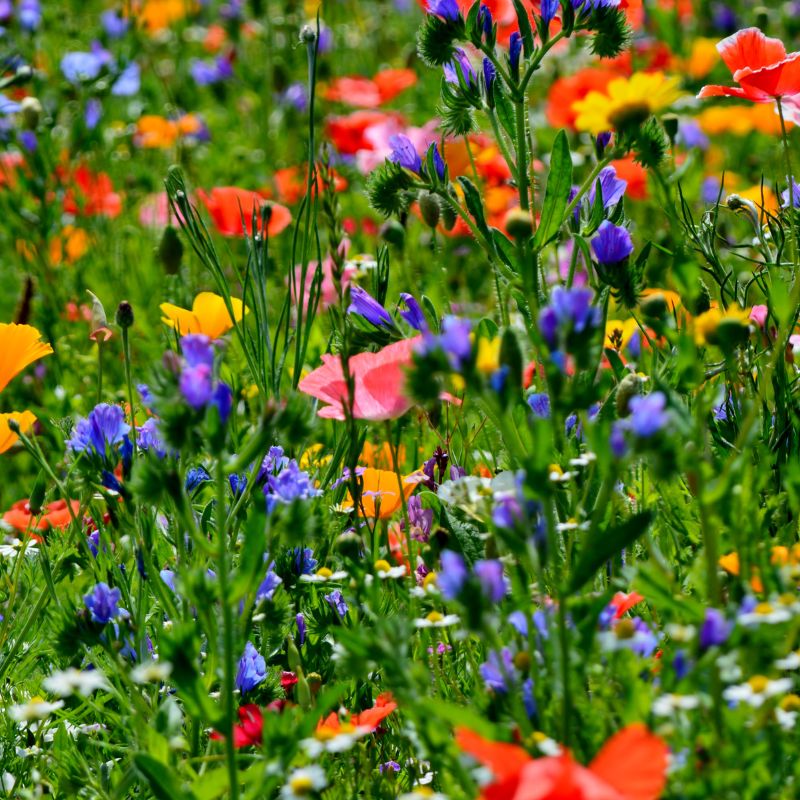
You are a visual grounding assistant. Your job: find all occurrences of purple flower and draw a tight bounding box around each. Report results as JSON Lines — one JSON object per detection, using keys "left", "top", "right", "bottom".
{"left": 282, "top": 82, "right": 308, "bottom": 112}
{"left": 293, "top": 547, "right": 318, "bottom": 575}
{"left": 426, "top": 0, "right": 459, "bottom": 20}
{"left": 676, "top": 120, "right": 709, "bottom": 150}
{"left": 181, "top": 334, "right": 214, "bottom": 368}
{"left": 438, "top": 549, "right": 468, "bottom": 599}
{"left": 596, "top": 131, "right": 612, "bottom": 153}
{"left": 67, "top": 403, "right": 131, "bottom": 456}
{"left": 399, "top": 293, "right": 427, "bottom": 331}
{"left": 325, "top": 589, "right": 349, "bottom": 618}
{"left": 111, "top": 62, "right": 141, "bottom": 96}
{"left": 538, "top": 286, "right": 601, "bottom": 349}
{"left": 478, "top": 4, "right": 493, "bottom": 36}
{"left": 591, "top": 221, "right": 633, "bottom": 266}
{"left": 211, "top": 382, "right": 233, "bottom": 423}
{"left": 296, "top": 612, "right": 306, "bottom": 645}
{"left": 236, "top": 642, "right": 267, "bottom": 694}
{"left": 474, "top": 559, "right": 507, "bottom": 602}
{"left": 190, "top": 57, "right": 233, "bottom": 86}
{"left": 628, "top": 392, "right": 669, "bottom": 437}
{"left": 348, "top": 285, "right": 392, "bottom": 327}
{"left": 256, "top": 562, "right": 282, "bottom": 601}
{"left": 137, "top": 418, "right": 171, "bottom": 458}
{"left": 702, "top": 176, "right": 724, "bottom": 204}
{"left": 101, "top": 9, "right": 128, "bottom": 38}
{"left": 380, "top": 761, "right": 402, "bottom": 773}
{"left": 609, "top": 421, "right": 628, "bottom": 457}
{"left": 18, "top": 130, "right": 36, "bottom": 152}
{"left": 0, "top": 93, "right": 21, "bottom": 114}
{"left": 699, "top": 608, "right": 731, "bottom": 650}
{"left": 428, "top": 142, "right": 446, "bottom": 180}
{"left": 509, "top": 32, "right": 523, "bottom": 74}
{"left": 426, "top": 315, "right": 472, "bottom": 370}
{"left": 387, "top": 133, "right": 421, "bottom": 173}
{"left": 540, "top": 0, "right": 559, "bottom": 23}
{"left": 180, "top": 364, "right": 213, "bottom": 410}
{"left": 61, "top": 50, "right": 107, "bottom": 83}
{"left": 587, "top": 166, "right": 627, "bottom": 211}
{"left": 160, "top": 569, "right": 176, "bottom": 593}
{"left": 673, "top": 649, "right": 691, "bottom": 679}
{"left": 527, "top": 392, "right": 551, "bottom": 419}
{"left": 523, "top": 678, "right": 536, "bottom": 718}
{"left": 185, "top": 466, "right": 211, "bottom": 493}
{"left": 84, "top": 582, "right": 121, "bottom": 624}
{"left": 85, "top": 98, "right": 102, "bottom": 130}
{"left": 482, "top": 57, "right": 496, "bottom": 94}
{"left": 18, "top": 0, "right": 40, "bottom": 31}
{"left": 264, "top": 461, "right": 320, "bottom": 513}
{"left": 479, "top": 647, "right": 515, "bottom": 692}
{"left": 445, "top": 48, "right": 477, "bottom": 87}
{"left": 782, "top": 178, "right": 800, "bottom": 210}
{"left": 407, "top": 495, "right": 433, "bottom": 541}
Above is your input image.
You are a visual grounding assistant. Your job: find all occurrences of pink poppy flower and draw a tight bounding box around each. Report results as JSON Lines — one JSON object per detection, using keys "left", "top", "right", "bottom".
{"left": 298, "top": 337, "right": 420, "bottom": 421}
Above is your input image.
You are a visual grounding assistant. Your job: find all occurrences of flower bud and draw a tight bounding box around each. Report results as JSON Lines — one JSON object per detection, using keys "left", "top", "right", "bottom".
{"left": 19, "top": 97, "right": 42, "bottom": 130}
{"left": 158, "top": 226, "right": 183, "bottom": 275}
{"left": 615, "top": 372, "right": 642, "bottom": 418}
{"left": 380, "top": 219, "right": 405, "bottom": 248}
{"left": 504, "top": 208, "right": 533, "bottom": 239}
{"left": 115, "top": 301, "right": 134, "bottom": 329}
{"left": 418, "top": 190, "right": 441, "bottom": 228}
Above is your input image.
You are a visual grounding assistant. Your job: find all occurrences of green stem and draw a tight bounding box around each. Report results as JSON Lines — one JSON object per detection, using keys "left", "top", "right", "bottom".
{"left": 122, "top": 326, "right": 137, "bottom": 454}
{"left": 777, "top": 99, "right": 798, "bottom": 271}
{"left": 96, "top": 339, "right": 104, "bottom": 404}
{"left": 514, "top": 99, "right": 530, "bottom": 211}
{"left": 216, "top": 461, "right": 239, "bottom": 800}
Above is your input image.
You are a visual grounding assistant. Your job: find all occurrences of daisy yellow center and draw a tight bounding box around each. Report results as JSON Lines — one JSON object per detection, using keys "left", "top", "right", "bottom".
{"left": 289, "top": 776, "right": 314, "bottom": 794}
{"left": 374, "top": 560, "right": 392, "bottom": 573}
{"left": 780, "top": 694, "right": 800, "bottom": 711}
{"left": 748, "top": 675, "right": 769, "bottom": 694}
{"left": 423, "top": 572, "right": 438, "bottom": 589}
{"left": 426, "top": 611, "right": 444, "bottom": 623}
{"left": 755, "top": 602, "right": 774, "bottom": 615}
{"left": 316, "top": 567, "right": 333, "bottom": 578}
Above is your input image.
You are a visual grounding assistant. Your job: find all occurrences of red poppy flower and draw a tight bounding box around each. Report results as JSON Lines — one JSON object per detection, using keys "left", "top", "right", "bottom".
{"left": 610, "top": 591, "right": 644, "bottom": 619}
{"left": 271, "top": 166, "right": 348, "bottom": 206}
{"left": 323, "top": 68, "right": 417, "bottom": 108}
{"left": 698, "top": 28, "right": 800, "bottom": 104}
{"left": 3, "top": 499, "right": 80, "bottom": 541}
{"left": 458, "top": 723, "right": 668, "bottom": 800}
{"left": 197, "top": 187, "right": 292, "bottom": 238}
{"left": 280, "top": 671, "right": 298, "bottom": 693}
{"left": 610, "top": 157, "right": 648, "bottom": 200}
{"left": 325, "top": 110, "right": 400, "bottom": 155}
{"left": 62, "top": 165, "right": 122, "bottom": 218}
{"left": 298, "top": 337, "right": 420, "bottom": 421}
{"left": 210, "top": 704, "right": 264, "bottom": 749}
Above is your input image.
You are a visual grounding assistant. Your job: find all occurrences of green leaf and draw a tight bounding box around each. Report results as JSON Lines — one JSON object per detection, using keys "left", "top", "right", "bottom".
{"left": 567, "top": 511, "right": 654, "bottom": 593}
{"left": 533, "top": 130, "right": 572, "bottom": 249}
{"left": 134, "top": 755, "right": 197, "bottom": 800}
{"left": 457, "top": 176, "right": 491, "bottom": 239}
{"left": 440, "top": 506, "right": 484, "bottom": 565}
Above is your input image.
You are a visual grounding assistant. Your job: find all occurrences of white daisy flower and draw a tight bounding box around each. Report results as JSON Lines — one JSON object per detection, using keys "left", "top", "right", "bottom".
{"left": 9, "top": 697, "right": 64, "bottom": 723}
{"left": 414, "top": 612, "right": 460, "bottom": 629}
{"left": 280, "top": 765, "right": 327, "bottom": 799}
{"left": 652, "top": 693, "right": 701, "bottom": 717}
{"left": 42, "top": 668, "right": 109, "bottom": 697}
{"left": 722, "top": 675, "right": 793, "bottom": 708}
{"left": 299, "top": 568, "right": 348, "bottom": 583}
{"left": 131, "top": 660, "right": 172, "bottom": 684}
{"left": 775, "top": 651, "right": 800, "bottom": 671}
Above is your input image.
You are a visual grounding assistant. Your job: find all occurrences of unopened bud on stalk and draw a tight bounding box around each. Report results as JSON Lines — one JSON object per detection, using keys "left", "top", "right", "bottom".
{"left": 662, "top": 114, "right": 678, "bottom": 145}
{"left": 418, "top": 190, "right": 441, "bottom": 228}
{"left": 615, "top": 373, "right": 642, "bottom": 417}
{"left": 116, "top": 301, "right": 134, "bottom": 329}
{"left": 19, "top": 97, "right": 42, "bottom": 130}
{"left": 380, "top": 219, "right": 405, "bottom": 247}
{"left": 300, "top": 25, "right": 316, "bottom": 44}
{"left": 504, "top": 208, "right": 533, "bottom": 239}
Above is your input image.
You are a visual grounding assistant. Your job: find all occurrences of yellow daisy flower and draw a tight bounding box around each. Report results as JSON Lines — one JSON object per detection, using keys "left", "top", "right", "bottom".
{"left": 572, "top": 72, "right": 683, "bottom": 136}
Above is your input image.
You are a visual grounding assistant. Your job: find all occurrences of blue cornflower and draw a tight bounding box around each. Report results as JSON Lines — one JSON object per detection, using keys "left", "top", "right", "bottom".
{"left": 264, "top": 461, "right": 320, "bottom": 513}
{"left": 236, "top": 642, "right": 267, "bottom": 694}
{"left": 438, "top": 549, "right": 468, "bottom": 599}
{"left": 628, "top": 392, "right": 669, "bottom": 437}
{"left": 538, "top": 286, "right": 602, "bottom": 349}
{"left": 426, "top": 0, "right": 459, "bottom": 20}
{"left": 591, "top": 221, "right": 634, "bottom": 266}
{"left": 84, "top": 582, "right": 121, "bottom": 624}
{"left": 293, "top": 547, "right": 318, "bottom": 575}
{"left": 67, "top": 403, "right": 131, "bottom": 457}
{"left": 325, "top": 590, "right": 349, "bottom": 618}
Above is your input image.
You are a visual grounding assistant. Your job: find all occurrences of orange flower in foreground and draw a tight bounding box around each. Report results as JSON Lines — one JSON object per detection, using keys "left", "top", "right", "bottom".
{"left": 346, "top": 467, "right": 424, "bottom": 519}
{"left": 160, "top": 292, "right": 248, "bottom": 339}
{"left": 197, "top": 187, "right": 292, "bottom": 238}
{"left": 0, "top": 410, "right": 36, "bottom": 454}
{"left": 698, "top": 28, "right": 800, "bottom": 105}
{"left": 3, "top": 499, "right": 80, "bottom": 540}
{"left": 457, "top": 723, "right": 668, "bottom": 800}
{"left": 299, "top": 337, "right": 420, "bottom": 421}
{"left": 0, "top": 323, "right": 54, "bottom": 393}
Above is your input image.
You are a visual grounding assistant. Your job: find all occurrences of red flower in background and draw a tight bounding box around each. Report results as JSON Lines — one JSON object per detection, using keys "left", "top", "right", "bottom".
{"left": 3, "top": 499, "right": 80, "bottom": 541}
{"left": 62, "top": 165, "right": 122, "bottom": 218}
{"left": 546, "top": 68, "right": 620, "bottom": 131}
{"left": 699, "top": 28, "right": 800, "bottom": 104}
{"left": 271, "top": 166, "right": 348, "bottom": 206}
{"left": 457, "top": 723, "right": 668, "bottom": 800}
{"left": 325, "top": 110, "right": 401, "bottom": 155}
{"left": 611, "top": 157, "right": 648, "bottom": 200}
{"left": 197, "top": 187, "right": 292, "bottom": 237}
{"left": 323, "top": 68, "right": 417, "bottom": 108}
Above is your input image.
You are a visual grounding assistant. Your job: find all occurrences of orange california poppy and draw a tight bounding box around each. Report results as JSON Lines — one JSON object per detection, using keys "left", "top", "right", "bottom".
{"left": 698, "top": 28, "right": 800, "bottom": 104}
{"left": 0, "top": 410, "right": 36, "bottom": 454}
{"left": 316, "top": 694, "right": 397, "bottom": 738}
{"left": 160, "top": 292, "right": 248, "bottom": 339}
{"left": 458, "top": 723, "right": 668, "bottom": 800}
{"left": 345, "top": 467, "right": 424, "bottom": 519}
{"left": 361, "top": 441, "right": 406, "bottom": 470}
{"left": 0, "top": 323, "right": 54, "bottom": 393}
{"left": 197, "top": 187, "right": 292, "bottom": 238}
{"left": 3, "top": 498, "right": 80, "bottom": 541}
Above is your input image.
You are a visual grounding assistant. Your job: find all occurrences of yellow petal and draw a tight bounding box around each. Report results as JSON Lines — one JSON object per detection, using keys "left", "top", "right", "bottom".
{"left": 0, "top": 324, "right": 54, "bottom": 393}
{"left": 0, "top": 410, "right": 37, "bottom": 454}
{"left": 160, "top": 302, "right": 201, "bottom": 335}
{"left": 191, "top": 292, "right": 243, "bottom": 339}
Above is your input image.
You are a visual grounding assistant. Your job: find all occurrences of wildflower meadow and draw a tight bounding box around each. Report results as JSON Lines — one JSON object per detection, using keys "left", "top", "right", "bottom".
{"left": 2, "top": 0, "right": 800, "bottom": 797}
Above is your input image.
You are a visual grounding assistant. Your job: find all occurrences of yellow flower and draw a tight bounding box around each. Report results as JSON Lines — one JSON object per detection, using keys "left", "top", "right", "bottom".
{"left": 572, "top": 72, "right": 682, "bottom": 135}
{"left": 0, "top": 323, "right": 54, "bottom": 393}
{"left": 160, "top": 292, "right": 248, "bottom": 339}
{"left": 683, "top": 38, "right": 719, "bottom": 79}
{"left": 476, "top": 337, "right": 501, "bottom": 375}
{"left": 693, "top": 305, "right": 750, "bottom": 345}
{"left": 604, "top": 318, "right": 639, "bottom": 350}
{"left": 0, "top": 410, "right": 36, "bottom": 454}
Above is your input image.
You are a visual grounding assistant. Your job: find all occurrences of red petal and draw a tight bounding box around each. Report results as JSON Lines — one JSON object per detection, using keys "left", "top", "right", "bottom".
{"left": 738, "top": 52, "right": 800, "bottom": 99}
{"left": 455, "top": 727, "right": 531, "bottom": 782}
{"left": 716, "top": 27, "right": 786, "bottom": 76}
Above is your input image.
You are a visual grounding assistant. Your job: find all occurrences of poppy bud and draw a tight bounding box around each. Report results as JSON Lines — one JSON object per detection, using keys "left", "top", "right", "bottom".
{"left": 87, "top": 290, "right": 112, "bottom": 343}
{"left": 440, "top": 202, "right": 457, "bottom": 231}
{"left": 615, "top": 373, "right": 642, "bottom": 418}
{"left": 20, "top": 97, "right": 42, "bottom": 130}
{"left": 335, "top": 529, "right": 362, "bottom": 559}
{"left": 418, "top": 190, "right": 441, "bottom": 228}
{"left": 116, "top": 301, "right": 134, "bottom": 329}
{"left": 380, "top": 219, "right": 405, "bottom": 248}
{"left": 504, "top": 208, "right": 533, "bottom": 239}
{"left": 28, "top": 470, "right": 46, "bottom": 516}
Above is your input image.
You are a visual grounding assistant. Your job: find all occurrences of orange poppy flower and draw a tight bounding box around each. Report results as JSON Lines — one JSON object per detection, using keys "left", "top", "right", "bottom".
{"left": 345, "top": 468, "right": 424, "bottom": 519}
{"left": 160, "top": 292, "right": 248, "bottom": 339}
{"left": 135, "top": 116, "right": 180, "bottom": 149}
{"left": 458, "top": 723, "right": 668, "bottom": 800}
{"left": 0, "top": 323, "right": 54, "bottom": 393}
{"left": 133, "top": 0, "right": 195, "bottom": 32}
{"left": 699, "top": 28, "right": 800, "bottom": 105}
{"left": 197, "top": 187, "right": 292, "bottom": 238}
{"left": 323, "top": 68, "right": 417, "bottom": 108}
{"left": 3, "top": 498, "right": 80, "bottom": 540}
{"left": 271, "top": 166, "right": 348, "bottom": 206}
{"left": 316, "top": 693, "right": 397, "bottom": 738}
{"left": 610, "top": 157, "right": 648, "bottom": 200}
{"left": 361, "top": 441, "right": 405, "bottom": 470}
{"left": 0, "top": 410, "right": 36, "bottom": 454}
